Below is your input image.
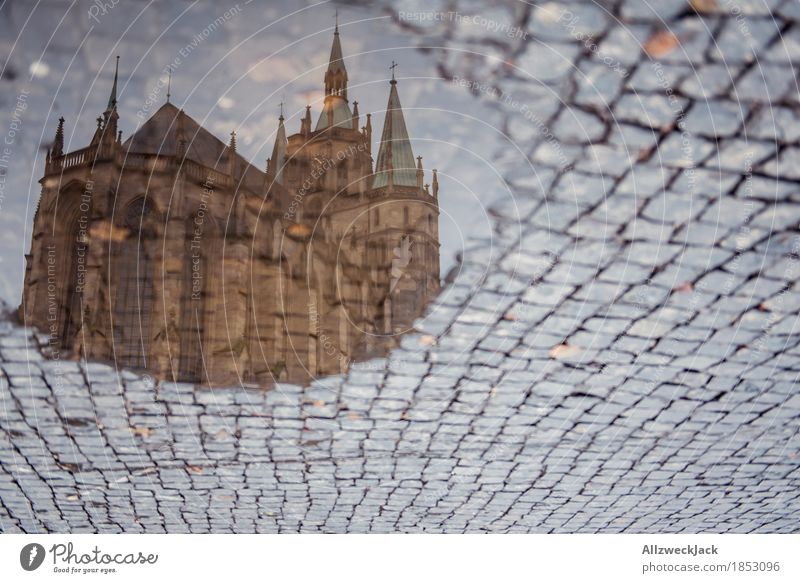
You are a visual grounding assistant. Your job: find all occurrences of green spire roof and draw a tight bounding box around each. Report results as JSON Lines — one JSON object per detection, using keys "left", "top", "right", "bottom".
{"left": 106, "top": 56, "right": 119, "bottom": 113}
{"left": 373, "top": 78, "right": 417, "bottom": 188}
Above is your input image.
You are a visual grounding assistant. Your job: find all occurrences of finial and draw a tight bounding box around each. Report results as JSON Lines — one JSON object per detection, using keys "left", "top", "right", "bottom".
{"left": 335, "top": 8, "right": 339, "bottom": 33}
{"left": 166, "top": 68, "right": 172, "bottom": 103}
{"left": 96, "top": 116, "right": 103, "bottom": 128}
{"left": 389, "top": 60, "right": 398, "bottom": 82}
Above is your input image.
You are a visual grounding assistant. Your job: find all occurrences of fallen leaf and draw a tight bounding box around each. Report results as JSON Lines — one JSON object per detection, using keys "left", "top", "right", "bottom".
{"left": 673, "top": 281, "right": 693, "bottom": 293}
{"left": 549, "top": 343, "right": 582, "bottom": 359}
{"left": 132, "top": 427, "right": 153, "bottom": 438}
{"left": 187, "top": 465, "right": 204, "bottom": 475}
{"left": 690, "top": 0, "right": 718, "bottom": 14}
{"left": 418, "top": 335, "right": 437, "bottom": 346}
{"left": 644, "top": 31, "right": 679, "bottom": 58}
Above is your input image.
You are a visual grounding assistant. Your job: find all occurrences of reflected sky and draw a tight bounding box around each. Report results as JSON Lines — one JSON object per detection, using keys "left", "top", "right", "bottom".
{"left": 0, "top": 0, "right": 518, "bottom": 303}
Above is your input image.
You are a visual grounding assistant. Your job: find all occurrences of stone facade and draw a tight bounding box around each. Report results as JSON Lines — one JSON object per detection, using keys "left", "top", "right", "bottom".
{"left": 19, "top": 31, "right": 440, "bottom": 387}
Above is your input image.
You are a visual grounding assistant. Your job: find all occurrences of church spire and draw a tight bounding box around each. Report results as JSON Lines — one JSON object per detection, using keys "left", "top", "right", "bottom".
{"left": 324, "top": 16, "right": 348, "bottom": 99}
{"left": 102, "top": 56, "right": 120, "bottom": 143}
{"left": 105, "top": 56, "right": 119, "bottom": 114}
{"left": 315, "top": 19, "right": 354, "bottom": 132}
{"left": 373, "top": 70, "right": 417, "bottom": 189}
{"left": 268, "top": 113, "right": 287, "bottom": 186}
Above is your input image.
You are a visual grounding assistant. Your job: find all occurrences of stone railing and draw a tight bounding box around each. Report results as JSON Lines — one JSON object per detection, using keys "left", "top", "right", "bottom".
{"left": 47, "top": 143, "right": 233, "bottom": 188}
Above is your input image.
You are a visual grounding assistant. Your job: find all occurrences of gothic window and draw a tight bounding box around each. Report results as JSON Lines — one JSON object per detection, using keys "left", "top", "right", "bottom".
{"left": 60, "top": 218, "right": 83, "bottom": 346}
{"left": 374, "top": 207, "right": 380, "bottom": 225}
{"left": 403, "top": 206, "right": 409, "bottom": 226}
{"left": 179, "top": 216, "right": 208, "bottom": 381}
{"left": 113, "top": 197, "right": 155, "bottom": 370}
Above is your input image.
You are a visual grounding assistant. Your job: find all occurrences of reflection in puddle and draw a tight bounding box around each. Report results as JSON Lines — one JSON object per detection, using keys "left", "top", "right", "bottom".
{"left": 21, "top": 27, "right": 440, "bottom": 386}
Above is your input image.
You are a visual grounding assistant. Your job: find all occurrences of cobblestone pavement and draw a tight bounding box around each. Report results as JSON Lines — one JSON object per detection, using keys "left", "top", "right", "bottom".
{"left": 3, "top": 0, "right": 800, "bottom": 532}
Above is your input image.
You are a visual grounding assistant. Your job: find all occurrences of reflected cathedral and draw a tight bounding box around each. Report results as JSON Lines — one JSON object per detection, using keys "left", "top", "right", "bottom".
{"left": 20, "top": 24, "right": 441, "bottom": 386}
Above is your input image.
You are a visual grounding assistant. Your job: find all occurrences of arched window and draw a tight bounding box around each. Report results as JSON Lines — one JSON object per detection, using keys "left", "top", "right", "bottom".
{"left": 60, "top": 214, "right": 85, "bottom": 346}
{"left": 113, "top": 197, "right": 155, "bottom": 370}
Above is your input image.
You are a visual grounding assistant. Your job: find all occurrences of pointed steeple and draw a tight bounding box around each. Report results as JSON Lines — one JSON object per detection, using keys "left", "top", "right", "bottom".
{"left": 373, "top": 72, "right": 417, "bottom": 189}
{"left": 324, "top": 15, "right": 348, "bottom": 98}
{"left": 268, "top": 114, "right": 287, "bottom": 186}
{"left": 105, "top": 56, "right": 119, "bottom": 114}
{"left": 52, "top": 117, "right": 64, "bottom": 158}
{"left": 316, "top": 20, "right": 354, "bottom": 132}
{"left": 432, "top": 168, "right": 439, "bottom": 198}
{"left": 102, "top": 56, "right": 120, "bottom": 143}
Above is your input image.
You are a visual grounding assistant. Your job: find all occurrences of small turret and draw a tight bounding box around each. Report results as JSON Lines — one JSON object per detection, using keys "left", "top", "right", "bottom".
{"left": 90, "top": 116, "right": 103, "bottom": 145}
{"left": 352, "top": 100, "right": 360, "bottom": 131}
{"left": 432, "top": 168, "right": 439, "bottom": 198}
{"left": 228, "top": 130, "right": 237, "bottom": 178}
{"left": 364, "top": 113, "right": 372, "bottom": 154}
{"left": 302, "top": 105, "right": 311, "bottom": 136}
{"left": 416, "top": 156, "right": 423, "bottom": 189}
{"left": 52, "top": 117, "right": 64, "bottom": 158}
